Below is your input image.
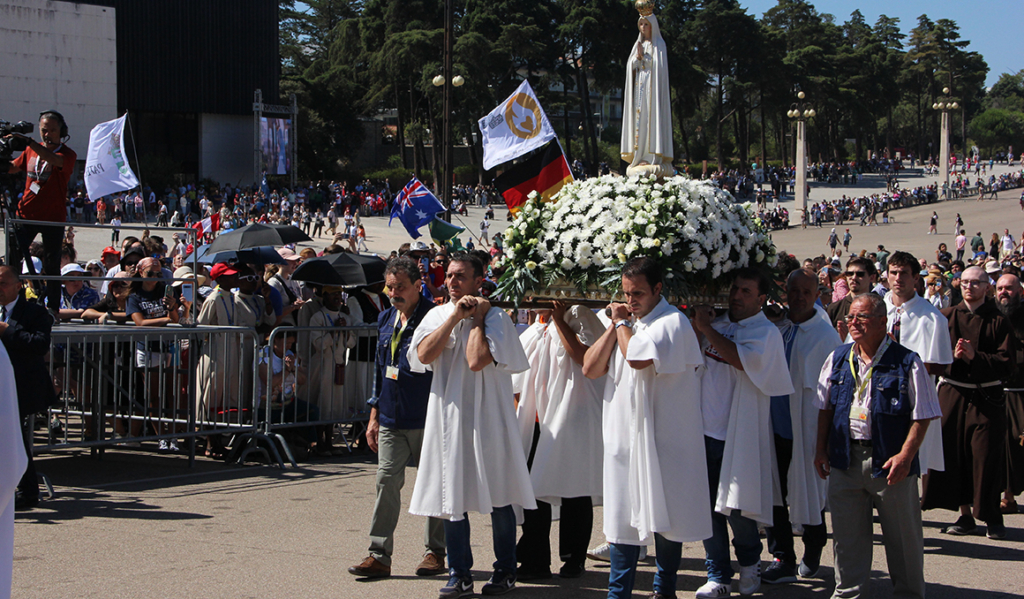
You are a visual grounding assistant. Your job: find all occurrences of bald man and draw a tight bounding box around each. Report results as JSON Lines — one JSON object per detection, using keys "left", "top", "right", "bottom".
{"left": 996, "top": 274, "right": 1024, "bottom": 513}
{"left": 763, "top": 269, "right": 841, "bottom": 584}
{"left": 923, "top": 267, "right": 1015, "bottom": 539}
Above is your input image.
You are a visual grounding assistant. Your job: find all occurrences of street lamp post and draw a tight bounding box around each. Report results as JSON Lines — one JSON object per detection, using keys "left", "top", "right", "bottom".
{"left": 787, "top": 92, "right": 815, "bottom": 227}
{"left": 932, "top": 87, "right": 959, "bottom": 199}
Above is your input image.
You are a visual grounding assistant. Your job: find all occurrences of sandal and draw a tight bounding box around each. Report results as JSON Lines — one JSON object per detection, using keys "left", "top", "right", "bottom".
{"left": 1000, "top": 498, "right": 1019, "bottom": 514}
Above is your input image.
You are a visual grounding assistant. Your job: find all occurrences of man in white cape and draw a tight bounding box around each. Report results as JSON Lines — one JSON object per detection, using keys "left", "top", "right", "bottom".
{"left": 582, "top": 257, "right": 710, "bottom": 599}
{"left": 883, "top": 251, "right": 953, "bottom": 477}
{"left": 692, "top": 267, "right": 794, "bottom": 598}
{"left": 762, "top": 269, "right": 842, "bottom": 585}
{"left": 408, "top": 255, "right": 534, "bottom": 598}
{"left": 512, "top": 302, "right": 604, "bottom": 579}
{"left": 0, "top": 339, "right": 26, "bottom": 599}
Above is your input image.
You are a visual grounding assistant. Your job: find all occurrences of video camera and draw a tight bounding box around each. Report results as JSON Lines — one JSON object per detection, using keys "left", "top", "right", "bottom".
{"left": 0, "top": 120, "right": 34, "bottom": 162}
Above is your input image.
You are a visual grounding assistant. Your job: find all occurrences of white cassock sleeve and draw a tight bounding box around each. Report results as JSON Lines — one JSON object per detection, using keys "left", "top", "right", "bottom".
{"left": 736, "top": 321, "right": 795, "bottom": 397}
{"left": 626, "top": 313, "right": 702, "bottom": 374}
{"left": 484, "top": 307, "right": 530, "bottom": 374}
{"left": 407, "top": 304, "right": 457, "bottom": 373}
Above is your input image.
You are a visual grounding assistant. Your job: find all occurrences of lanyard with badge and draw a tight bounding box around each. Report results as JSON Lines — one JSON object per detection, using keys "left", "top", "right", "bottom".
{"left": 386, "top": 311, "right": 408, "bottom": 381}
{"left": 848, "top": 337, "right": 887, "bottom": 424}
{"left": 30, "top": 144, "right": 62, "bottom": 195}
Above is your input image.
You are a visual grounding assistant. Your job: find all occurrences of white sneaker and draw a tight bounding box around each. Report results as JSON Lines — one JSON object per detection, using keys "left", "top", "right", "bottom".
{"left": 158, "top": 439, "right": 170, "bottom": 452}
{"left": 587, "top": 543, "right": 611, "bottom": 562}
{"left": 585, "top": 543, "right": 647, "bottom": 562}
{"left": 695, "top": 580, "right": 731, "bottom": 598}
{"left": 736, "top": 563, "right": 761, "bottom": 596}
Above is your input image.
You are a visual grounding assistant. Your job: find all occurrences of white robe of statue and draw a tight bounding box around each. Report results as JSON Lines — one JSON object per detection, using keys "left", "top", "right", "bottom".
{"left": 704, "top": 311, "right": 794, "bottom": 526}
{"left": 776, "top": 307, "right": 842, "bottom": 527}
{"left": 602, "top": 297, "right": 711, "bottom": 545}
{"left": 0, "top": 342, "right": 26, "bottom": 599}
{"left": 513, "top": 306, "right": 605, "bottom": 505}
{"left": 620, "top": 15, "right": 674, "bottom": 171}
{"left": 884, "top": 292, "right": 953, "bottom": 473}
{"left": 408, "top": 303, "right": 536, "bottom": 520}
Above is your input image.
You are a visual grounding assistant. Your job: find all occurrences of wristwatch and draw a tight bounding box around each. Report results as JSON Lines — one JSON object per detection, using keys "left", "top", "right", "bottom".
{"left": 615, "top": 320, "right": 633, "bottom": 330}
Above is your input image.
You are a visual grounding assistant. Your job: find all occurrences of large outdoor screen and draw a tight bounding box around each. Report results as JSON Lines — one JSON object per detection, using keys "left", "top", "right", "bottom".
{"left": 260, "top": 117, "right": 291, "bottom": 175}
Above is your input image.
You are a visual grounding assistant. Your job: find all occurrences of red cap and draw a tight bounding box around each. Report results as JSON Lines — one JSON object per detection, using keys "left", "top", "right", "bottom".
{"left": 209, "top": 263, "right": 240, "bottom": 280}
{"left": 101, "top": 246, "right": 121, "bottom": 256}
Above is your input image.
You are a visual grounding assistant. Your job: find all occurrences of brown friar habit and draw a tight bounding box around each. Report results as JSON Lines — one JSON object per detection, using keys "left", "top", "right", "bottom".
{"left": 1003, "top": 305, "right": 1024, "bottom": 497}
{"left": 922, "top": 299, "right": 1015, "bottom": 525}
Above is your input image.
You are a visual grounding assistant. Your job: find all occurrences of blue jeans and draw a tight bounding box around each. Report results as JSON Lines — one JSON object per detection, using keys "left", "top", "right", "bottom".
{"left": 702, "top": 436, "right": 762, "bottom": 583}
{"left": 443, "top": 505, "right": 516, "bottom": 579}
{"left": 607, "top": 535, "right": 681, "bottom": 599}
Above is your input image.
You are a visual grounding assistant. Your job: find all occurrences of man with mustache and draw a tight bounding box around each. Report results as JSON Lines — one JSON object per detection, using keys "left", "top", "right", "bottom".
{"left": 349, "top": 256, "right": 445, "bottom": 579}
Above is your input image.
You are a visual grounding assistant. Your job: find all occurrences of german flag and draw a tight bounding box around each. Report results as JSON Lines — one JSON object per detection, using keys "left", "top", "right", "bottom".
{"left": 495, "top": 141, "right": 574, "bottom": 213}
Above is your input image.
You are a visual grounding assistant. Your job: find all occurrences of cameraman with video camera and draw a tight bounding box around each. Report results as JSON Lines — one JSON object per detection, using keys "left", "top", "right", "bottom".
{"left": 4, "top": 111, "right": 77, "bottom": 312}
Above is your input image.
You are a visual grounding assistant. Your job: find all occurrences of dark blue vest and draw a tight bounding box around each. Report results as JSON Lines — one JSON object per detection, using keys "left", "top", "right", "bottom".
{"left": 826, "top": 341, "right": 920, "bottom": 479}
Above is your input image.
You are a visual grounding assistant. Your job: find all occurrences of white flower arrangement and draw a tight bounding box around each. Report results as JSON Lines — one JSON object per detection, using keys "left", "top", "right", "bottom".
{"left": 494, "top": 174, "right": 779, "bottom": 304}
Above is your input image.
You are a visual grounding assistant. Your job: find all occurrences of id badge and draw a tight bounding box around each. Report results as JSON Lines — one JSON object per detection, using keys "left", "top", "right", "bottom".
{"left": 386, "top": 365, "right": 400, "bottom": 380}
{"left": 29, "top": 182, "right": 41, "bottom": 195}
{"left": 850, "top": 406, "right": 869, "bottom": 422}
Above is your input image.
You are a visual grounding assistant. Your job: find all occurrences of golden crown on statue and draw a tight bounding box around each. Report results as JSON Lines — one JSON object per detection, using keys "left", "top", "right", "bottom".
{"left": 635, "top": 0, "right": 655, "bottom": 17}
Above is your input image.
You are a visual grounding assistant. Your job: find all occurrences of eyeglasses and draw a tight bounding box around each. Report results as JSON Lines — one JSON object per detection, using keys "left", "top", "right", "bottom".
{"left": 961, "top": 279, "right": 987, "bottom": 287}
{"left": 844, "top": 270, "right": 869, "bottom": 277}
{"left": 237, "top": 274, "right": 259, "bottom": 283}
{"left": 143, "top": 270, "right": 162, "bottom": 277}
{"left": 844, "top": 313, "right": 882, "bottom": 324}
{"left": 110, "top": 282, "right": 128, "bottom": 290}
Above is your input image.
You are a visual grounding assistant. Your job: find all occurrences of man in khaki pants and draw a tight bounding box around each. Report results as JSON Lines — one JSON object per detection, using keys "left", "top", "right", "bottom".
{"left": 348, "top": 257, "right": 445, "bottom": 578}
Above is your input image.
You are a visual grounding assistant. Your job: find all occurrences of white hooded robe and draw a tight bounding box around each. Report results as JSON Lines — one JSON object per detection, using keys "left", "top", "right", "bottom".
{"left": 512, "top": 306, "right": 605, "bottom": 504}
{"left": 603, "top": 298, "right": 711, "bottom": 545}
{"left": 408, "top": 304, "right": 536, "bottom": 520}
{"left": 703, "top": 310, "right": 794, "bottom": 526}
{"left": 0, "top": 342, "right": 26, "bottom": 599}
{"left": 884, "top": 292, "right": 953, "bottom": 473}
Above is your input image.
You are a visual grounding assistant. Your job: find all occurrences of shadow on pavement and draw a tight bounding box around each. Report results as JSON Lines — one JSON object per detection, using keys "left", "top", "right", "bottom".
{"left": 14, "top": 490, "right": 212, "bottom": 524}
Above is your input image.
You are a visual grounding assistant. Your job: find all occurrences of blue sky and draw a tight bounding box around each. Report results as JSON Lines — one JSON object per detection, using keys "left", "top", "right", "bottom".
{"left": 741, "top": 0, "right": 1021, "bottom": 88}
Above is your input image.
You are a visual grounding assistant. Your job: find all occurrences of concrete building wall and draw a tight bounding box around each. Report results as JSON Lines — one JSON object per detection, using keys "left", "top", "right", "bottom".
{"left": 199, "top": 113, "right": 254, "bottom": 187}
{"left": 0, "top": 0, "right": 118, "bottom": 150}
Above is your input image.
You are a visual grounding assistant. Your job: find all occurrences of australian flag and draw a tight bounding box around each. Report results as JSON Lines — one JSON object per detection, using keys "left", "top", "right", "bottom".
{"left": 389, "top": 177, "right": 445, "bottom": 238}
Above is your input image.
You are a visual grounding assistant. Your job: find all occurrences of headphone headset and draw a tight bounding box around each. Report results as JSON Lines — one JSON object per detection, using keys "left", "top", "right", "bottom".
{"left": 39, "top": 110, "right": 69, "bottom": 140}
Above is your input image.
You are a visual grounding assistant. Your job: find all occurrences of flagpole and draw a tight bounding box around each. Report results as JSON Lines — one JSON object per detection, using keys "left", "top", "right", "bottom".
{"left": 125, "top": 111, "right": 148, "bottom": 224}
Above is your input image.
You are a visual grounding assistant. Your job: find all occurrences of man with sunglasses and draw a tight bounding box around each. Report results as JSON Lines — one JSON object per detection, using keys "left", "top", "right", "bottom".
{"left": 814, "top": 293, "right": 940, "bottom": 599}
{"left": 922, "top": 266, "right": 1015, "bottom": 540}
{"left": 825, "top": 257, "right": 878, "bottom": 332}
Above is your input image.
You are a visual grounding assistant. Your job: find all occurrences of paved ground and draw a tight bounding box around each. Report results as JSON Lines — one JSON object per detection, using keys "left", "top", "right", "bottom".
{"left": 12, "top": 447, "right": 1024, "bottom": 598}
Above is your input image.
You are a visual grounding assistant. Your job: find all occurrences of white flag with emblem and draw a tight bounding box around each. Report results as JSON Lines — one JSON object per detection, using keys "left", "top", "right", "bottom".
{"left": 478, "top": 80, "right": 556, "bottom": 171}
{"left": 84, "top": 114, "right": 140, "bottom": 200}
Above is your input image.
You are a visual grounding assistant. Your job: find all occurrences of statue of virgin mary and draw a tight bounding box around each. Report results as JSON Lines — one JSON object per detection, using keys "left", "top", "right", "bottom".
{"left": 620, "top": 3, "right": 674, "bottom": 178}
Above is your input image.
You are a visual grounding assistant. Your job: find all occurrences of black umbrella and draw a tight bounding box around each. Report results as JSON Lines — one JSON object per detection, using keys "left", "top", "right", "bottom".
{"left": 205, "top": 223, "right": 312, "bottom": 254}
{"left": 196, "top": 245, "right": 287, "bottom": 266}
{"left": 291, "top": 253, "right": 387, "bottom": 287}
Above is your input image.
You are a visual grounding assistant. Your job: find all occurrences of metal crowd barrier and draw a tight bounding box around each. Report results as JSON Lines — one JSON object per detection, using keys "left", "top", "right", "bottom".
{"left": 41, "top": 323, "right": 260, "bottom": 466}
{"left": 232, "top": 325, "right": 378, "bottom": 467}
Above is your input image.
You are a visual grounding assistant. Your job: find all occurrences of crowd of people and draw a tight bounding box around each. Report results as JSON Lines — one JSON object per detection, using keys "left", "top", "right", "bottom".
{"left": 3, "top": 113, "right": 1024, "bottom": 599}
